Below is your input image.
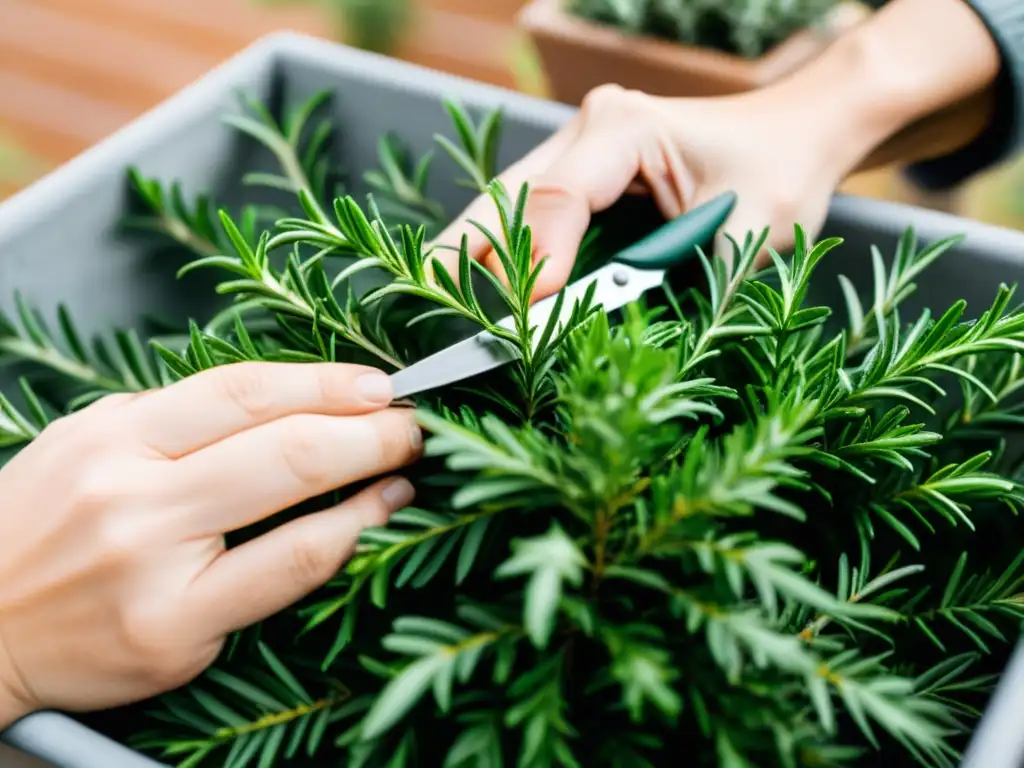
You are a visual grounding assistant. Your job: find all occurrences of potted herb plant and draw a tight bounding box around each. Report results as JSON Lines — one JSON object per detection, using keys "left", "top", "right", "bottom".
{"left": 2, "top": 31, "right": 1024, "bottom": 768}
{"left": 518, "top": 0, "right": 870, "bottom": 104}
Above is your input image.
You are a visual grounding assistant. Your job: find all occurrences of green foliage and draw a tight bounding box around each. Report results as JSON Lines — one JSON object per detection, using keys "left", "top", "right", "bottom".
{"left": 0, "top": 378, "right": 54, "bottom": 451}
{"left": 0, "top": 292, "right": 165, "bottom": 408}
{"left": 130, "top": 642, "right": 355, "bottom": 768}
{"left": 567, "top": 0, "right": 841, "bottom": 58}
{"left": 254, "top": 0, "right": 412, "bottom": 53}
{"left": 2, "top": 89, "right": 1023, "bottom": 767}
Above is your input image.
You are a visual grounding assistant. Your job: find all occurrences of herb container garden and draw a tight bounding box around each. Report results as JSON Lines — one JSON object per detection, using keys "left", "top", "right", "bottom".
{"left": 1, "top": 30, "right": 1024, "bottom": 768}
{"left": 518, "top": 0, "right": 869, "bottom": 105}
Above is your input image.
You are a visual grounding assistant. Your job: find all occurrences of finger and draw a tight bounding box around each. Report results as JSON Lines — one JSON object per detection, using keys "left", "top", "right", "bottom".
{"left": 128, "top": 362, "right": 395, "bottom": 459}
{"left": 638, "top": 126, "right": 696, "bottom": 221}
{"left": 625, "top": 179, "right": 651, "bottom": 196}
{"left": 509, "top": 183, "right": 591, "bottom": 301}
{"left": 77, "top": 391, "right": 151, "bottom": 417}
{"left": 187, "top": 477, "right": 414, "bottom": 634}
{"left": 173, "top": 408, "right": 422, "bottom": 536}
{"left": 53, "top": 391, "right": 153, "bottom": 442}
{"left": 516, "top": 122, "right": 647, "bottom": 300}
{"left": 429, "top": 113, "right": 585, "bottom": 280}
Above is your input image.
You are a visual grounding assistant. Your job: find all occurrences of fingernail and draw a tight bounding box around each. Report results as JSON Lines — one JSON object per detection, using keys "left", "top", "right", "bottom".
{"left": 382, "top": 477, "right": 415, "bottom": 510}
{"left": 409, "top": 421, "right": 424, "bottom": 452}
{"left": 356, "top": 372, "right": 393, "bottom": 404}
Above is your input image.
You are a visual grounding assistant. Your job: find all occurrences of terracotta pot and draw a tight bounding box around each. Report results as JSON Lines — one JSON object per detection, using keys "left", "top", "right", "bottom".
{"left": 517, "top": 0, "right": 869, "bottom": 104}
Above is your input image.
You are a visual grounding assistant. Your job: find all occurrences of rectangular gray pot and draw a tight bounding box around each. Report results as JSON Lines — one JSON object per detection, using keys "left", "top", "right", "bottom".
{"left": 0, "top": 30, "right": 1023, "bottom": 768}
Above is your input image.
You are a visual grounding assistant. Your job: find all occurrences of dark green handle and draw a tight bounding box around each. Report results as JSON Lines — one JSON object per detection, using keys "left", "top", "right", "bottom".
{"left": 613, "top": 191, "right": 737, "bottom": 270}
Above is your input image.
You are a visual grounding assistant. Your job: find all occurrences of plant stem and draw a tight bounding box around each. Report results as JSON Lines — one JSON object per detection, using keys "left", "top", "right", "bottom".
{"left": 260, "top": 271, "right": 405, "bottom": 369}
{"left": 309, "top": 508, "right": 502, "bottom": 629}
{"left": 680, "top": 263, "right": 748, "bottom": 378}
{"left": 160, "top": 215, "right": 220, "bottom": 258}
{"left": 266, "top": 132, "right": 339, "bottom": 238}
{"left": 0, "top": 338, "right": 134, "bottom": 393}
{"left": 593, "top": 477, "right": 652, "bottom": 580}
{"left": 212, "top": 689, "right": 349, "bottom": 742}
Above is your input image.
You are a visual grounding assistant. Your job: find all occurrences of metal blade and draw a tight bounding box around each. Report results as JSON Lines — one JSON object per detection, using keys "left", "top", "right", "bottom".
{"left": 494, "top": 261, "right": 666, "bottom": 342}
{"left": 389, "top": 330, "right": 520, "bottom": 399}
{"left": 389, "top": 261, "right": 665, "bottom": 399}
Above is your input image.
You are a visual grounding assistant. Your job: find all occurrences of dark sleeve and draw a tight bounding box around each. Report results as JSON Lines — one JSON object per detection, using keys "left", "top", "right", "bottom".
{"left": 905, "top": 0, "right": 1024, "bottom": 189}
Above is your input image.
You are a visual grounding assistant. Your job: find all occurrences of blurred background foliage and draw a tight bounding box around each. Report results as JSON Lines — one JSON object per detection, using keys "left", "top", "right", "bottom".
{"left": 255, "top": 0, "right": 414, "bottom": 53}
{"left": 565, "top": 0, "right": 842, "bottom": 58}
{"left": 0, "top": 132, "right": 49, "bottom": 188}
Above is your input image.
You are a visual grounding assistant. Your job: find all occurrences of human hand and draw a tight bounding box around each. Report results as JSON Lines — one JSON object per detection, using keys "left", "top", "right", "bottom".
{"left": 431, "top": 82, "right": 861, "bottom": 302}
{"left": 434, "top": 0, "right": 1006, "bottom": 304}
{"left": 0, "top": 363, "right": 421, "bottom": 725}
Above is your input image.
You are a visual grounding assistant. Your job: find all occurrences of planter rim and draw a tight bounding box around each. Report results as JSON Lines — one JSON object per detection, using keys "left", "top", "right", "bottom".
{"left": 3, "top": 712, "right": 165, "bottom": 768}
{"left": 830, "top": 191, "right": 1024, "bottom": 263}
{"left": 518, "top": 0, "right": 867, "bottom": 86}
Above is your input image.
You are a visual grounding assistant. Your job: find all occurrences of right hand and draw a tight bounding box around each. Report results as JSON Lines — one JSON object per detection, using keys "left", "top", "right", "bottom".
{"left": 0, "top": 362, "right": 422, "bottom": 725}
{"left": 430, "top": 84, "right": 848, "bottom": 301}
{"left": 435, "top": 0, "right": 1004, "bottom": 306}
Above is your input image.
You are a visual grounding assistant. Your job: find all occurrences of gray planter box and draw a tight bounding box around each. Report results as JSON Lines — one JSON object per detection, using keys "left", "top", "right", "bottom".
{"left": 0, "top": 30, "right": 1022, "bottom": 768}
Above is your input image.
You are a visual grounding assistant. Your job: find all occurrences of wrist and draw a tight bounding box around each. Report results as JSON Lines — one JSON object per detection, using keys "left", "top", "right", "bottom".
{"left": 724, "top": 30, "right": 895, "bottom": 190}
{"left": 744, "top": 0, "right": 1002, "bottom": 179}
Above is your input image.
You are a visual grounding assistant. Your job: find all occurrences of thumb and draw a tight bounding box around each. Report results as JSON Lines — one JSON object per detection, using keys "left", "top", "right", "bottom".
{"left": 425, "top": 180, "right": 590, "bottom": 301}
{"left": 512, "top": 124, "right": 647, "bottom": 302}
{"left": 516, "top": 180, "right": 592, "bottom": 302}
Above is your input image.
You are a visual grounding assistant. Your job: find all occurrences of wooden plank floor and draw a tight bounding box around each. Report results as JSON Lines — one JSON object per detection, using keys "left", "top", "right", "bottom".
{"left": 0, "top": 0, "right": 527, "bottom": 199}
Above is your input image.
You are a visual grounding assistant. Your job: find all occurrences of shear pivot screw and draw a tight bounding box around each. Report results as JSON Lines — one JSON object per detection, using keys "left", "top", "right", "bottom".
{"left": 612, "top": 270, "right": 629, "bottom": 287}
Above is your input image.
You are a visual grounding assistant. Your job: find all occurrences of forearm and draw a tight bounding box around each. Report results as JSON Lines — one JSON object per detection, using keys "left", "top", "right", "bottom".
{"left": 856, "top": 90, "right": 996, "bottom": 171}
{"left": 757, "top": 0, "right": 1002, "bottom": 178}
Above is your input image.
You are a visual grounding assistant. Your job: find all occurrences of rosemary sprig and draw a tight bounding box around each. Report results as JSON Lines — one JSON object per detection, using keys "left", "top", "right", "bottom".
{"left": 0, "top": 293, "right": 162, "bottom": 406}
{"left": 0, "top": 378, "right": 53, "bottom": 449}
{"left": 179, "top": 214, "right": 405, "bottom": 369}
{"left": 839, "top": 229, "right": 962, "bottom": 358}
{"left": 130, "top": 643, "right": 354, "bottom": 768}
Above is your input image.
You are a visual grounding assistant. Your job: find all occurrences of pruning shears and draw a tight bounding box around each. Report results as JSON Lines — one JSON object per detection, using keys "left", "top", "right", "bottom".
{"left": 388, "top": 191, "right": 737, "bottom": 399}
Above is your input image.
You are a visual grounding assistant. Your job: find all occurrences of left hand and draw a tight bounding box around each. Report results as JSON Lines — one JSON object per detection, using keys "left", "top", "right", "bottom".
{"left": 0, "top": 362, "right": 421, "bottom": 725}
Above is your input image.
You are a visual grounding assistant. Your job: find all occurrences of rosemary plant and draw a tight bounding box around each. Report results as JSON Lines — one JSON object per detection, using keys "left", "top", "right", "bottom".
{"left": 1, "top": 90, "right": 1023, "bottom": 768}
{"left": 567, "top": 0, "right": 841, "bottom": 58}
